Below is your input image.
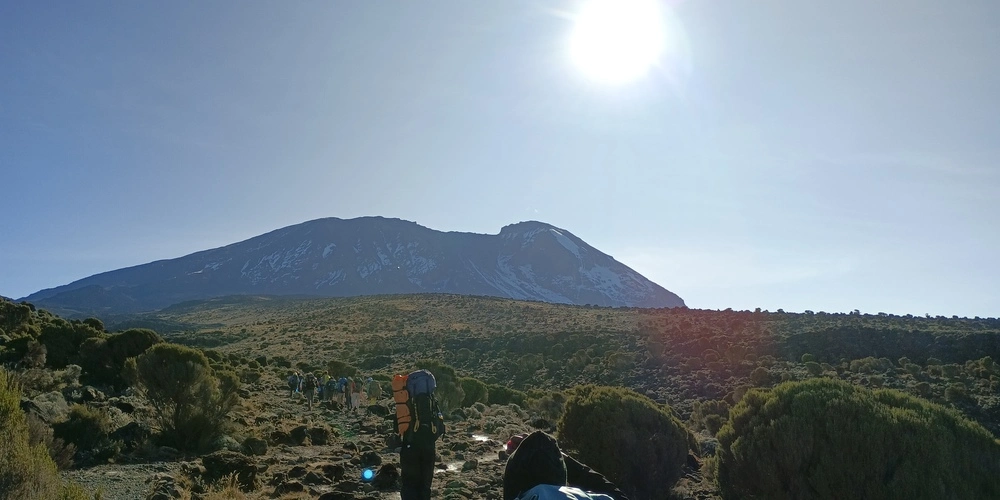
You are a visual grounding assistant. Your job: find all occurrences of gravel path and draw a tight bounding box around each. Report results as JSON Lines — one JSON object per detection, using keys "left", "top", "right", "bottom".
{"left": 63, "top": 462, "right": 180, "bottom": 500}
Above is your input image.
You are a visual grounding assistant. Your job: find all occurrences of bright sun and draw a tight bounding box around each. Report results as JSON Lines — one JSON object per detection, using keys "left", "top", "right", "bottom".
{"left": 570, "top": 0, "right": 667, "bottom": 84}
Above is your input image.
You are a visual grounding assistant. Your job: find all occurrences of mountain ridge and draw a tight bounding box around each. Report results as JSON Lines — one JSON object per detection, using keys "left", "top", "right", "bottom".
{"left": 21, "top": 216, "right": 684, "bottom": 317}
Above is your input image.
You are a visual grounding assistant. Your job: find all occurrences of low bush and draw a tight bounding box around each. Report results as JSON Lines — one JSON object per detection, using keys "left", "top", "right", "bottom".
{"left": 79, "top": 328, "right": 162, "bottom": 388}
{"left": 26, "top": 412, "right": 76, "bottom": 469}
{"left": 529, "top": 390, "right": 567, "bottom": 422}
{"left": 486, "top": 384, "right": 527, "bottom": 406}
{"left": 749, "top": 366, "right": 770, "bottom": 386}
{"left": 459, "top": 377, "right": 489, "bottom": 407}
{"left": 557, "top": 385, "right": 689, "bottom": 500}
{"left": 54, "top": 404, "right": 111, "bottom": 452}
{"left": 326, "top": 359, "right": 358, "bottom": 377}
{"left": 126, "top": 344, "right": 240, "bottom": 452}
{"left": 715, "top": 378, "right": 1000, "bottom": 499}
{"left": 0, "top": 368, "right": 93, "bottom": 498}
{"left": 690, "top": 399, "right": 730, "bottom": 436}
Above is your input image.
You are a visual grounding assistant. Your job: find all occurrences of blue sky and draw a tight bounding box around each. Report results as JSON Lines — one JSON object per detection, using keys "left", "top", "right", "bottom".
{"left": 2, "top": 0, "right": 998, "bottom": 317}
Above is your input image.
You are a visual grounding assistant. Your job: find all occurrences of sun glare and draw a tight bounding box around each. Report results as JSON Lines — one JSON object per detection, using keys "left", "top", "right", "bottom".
{"left": 569, "top": 0, "right": 667, "bottom": 84}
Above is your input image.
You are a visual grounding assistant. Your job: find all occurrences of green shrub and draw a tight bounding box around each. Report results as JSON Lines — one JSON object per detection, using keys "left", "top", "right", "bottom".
{"left": 327, "top": 359, "right": 359, "bottom": 377}
{"left": 715, "top": 378, "right": 1000, "bottom": 499}
{"left": 690, "top": 399, "right": 730, "bottom": 436}
{"left": 79, "top": 328, "right": 162, "bottom": 388}
{"left": 82, "top": 318, "right": 104, "bottom": 332}
{"left": 126, "top": 344, "right": 240, "bottom": 452}
{"left": 801, "top": 353, "right": 816, "bottom": 363}
{"left": 529, "top": 390, "right": 567, "bottom": 422}
{"left": 26, "top": 412, "right": 76, "bottom": 470}
{"left": 486, "top": 384, "right": 527, "bottom": 406}
{"left": 557, "top": 385, "right": 689, "bottom": 500}
{"left": 0, "top": 369, "right": 93, "bottom": 498}
{"left": 945, "top": 382, "right": 968, "bottom": 403}
{"left": 38, "top": 320, "right": 102, "bottom": 368}
{"left": 805, "top": 361, "right": 822, "bottom": 376}
{"left": 54, "top": 404, "right": 111, "bottom": 452}
{"left": 749, "top": 367, "right": 770, "bottom": 386}
{"left": 849, "top": 356, "right": 880, "bottom": 374}
{"left": 914, "top": 381, "right": 932, "bottom": 397}
{"left": 459, "top": 377, "right": 489, "bottom": 407}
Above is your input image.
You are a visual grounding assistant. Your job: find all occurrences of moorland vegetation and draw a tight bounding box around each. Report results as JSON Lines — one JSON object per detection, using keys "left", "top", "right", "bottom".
{"left": 1, "top": 294, "right": 999, "bottom": 499}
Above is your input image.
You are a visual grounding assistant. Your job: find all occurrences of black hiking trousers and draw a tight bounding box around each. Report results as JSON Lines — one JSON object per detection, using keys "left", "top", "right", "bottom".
{"left": 400, "top": 443, "right": 435, "bottom": 500}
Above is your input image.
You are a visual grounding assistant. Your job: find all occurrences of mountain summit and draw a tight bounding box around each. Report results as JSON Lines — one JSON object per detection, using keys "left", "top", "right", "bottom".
{"left": 21, "top": 217, "right": 684, "bottom": 317}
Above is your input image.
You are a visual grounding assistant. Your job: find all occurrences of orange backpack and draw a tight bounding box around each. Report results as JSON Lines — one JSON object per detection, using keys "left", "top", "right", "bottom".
{"left": 392, "top": 373, "right": 412, "bottom": 437}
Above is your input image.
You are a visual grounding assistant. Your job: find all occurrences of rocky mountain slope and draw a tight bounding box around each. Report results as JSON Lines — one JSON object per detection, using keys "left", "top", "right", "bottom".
{"left": 22, "top": 217, "right": 684, "bottom": 317}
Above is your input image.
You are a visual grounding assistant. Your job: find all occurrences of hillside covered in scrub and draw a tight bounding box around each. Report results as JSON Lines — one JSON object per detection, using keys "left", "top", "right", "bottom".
{"left": 1, "top": 294, "right": 999, "bottom": 499}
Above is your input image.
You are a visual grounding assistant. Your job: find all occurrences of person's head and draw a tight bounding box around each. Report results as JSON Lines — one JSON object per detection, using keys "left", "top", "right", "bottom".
{"left": 505, "top": 433, "right": 529, "bottom": 455}
{"left": 503, "top": 431, "right": 567, "bottom": 500}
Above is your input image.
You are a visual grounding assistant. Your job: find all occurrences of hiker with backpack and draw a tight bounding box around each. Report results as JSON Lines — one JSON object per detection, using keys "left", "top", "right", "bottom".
{"left": 352, "top": 376, "right": 364, "bottom": 410}
{"left": 393, "top": 369, "right": 446, "bottom": 500}
{"left": 503, "top": 431, "right": 629, "bottom": 500}
{"left": 321, "top": 372, "right": 331, "bottom": 401}
{"left": 325, "top": 376, "right": 338, "bottom": 404}
{"left": 341, "top": 376, "right": 351, "bottom": 412}
{"left": 365, "top": 376, "right": 382, "bottom": 405}
{"left": 287, "top": 371, "right": 299, "bottom": 398}
{"left": 303, "top": 372, "right": 318, "bottom": 410}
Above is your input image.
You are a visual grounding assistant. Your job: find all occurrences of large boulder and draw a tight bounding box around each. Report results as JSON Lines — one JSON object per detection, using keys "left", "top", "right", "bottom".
{"left": 29, "top": 391, "right": 70, "bottom": 423}
{"left": 242, "top": 436, "right": 268, "bottom": 456}
{"left": 307, "top": 426, "right": 332, "bottom": 445}
{"left": 360, "top": 451, "right": 381, "bottom": 468}
{"left": 372, "top": 464, "right": 399, "bottom": 490}
{"left": 290, "top": 425, "right": 309, "bottom": 445}
{"left": 201, "top": 450, "right": 261, "bottom": 490}
{"left": 319, "top": 462, "right": 346, "bottom": 481}
{"left": 110, "top": 421, "right": 152, "bottom": 452}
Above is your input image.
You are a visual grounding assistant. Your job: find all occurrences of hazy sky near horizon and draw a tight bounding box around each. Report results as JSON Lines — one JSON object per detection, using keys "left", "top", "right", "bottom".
{"left": 2, "top": 1, "right": 998, "bottom": 317}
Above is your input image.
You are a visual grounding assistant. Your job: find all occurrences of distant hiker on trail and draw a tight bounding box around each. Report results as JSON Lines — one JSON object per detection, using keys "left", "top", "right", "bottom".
{"left": 352, "top": 377, "right": 363, "bottom": 410}
{"left": 321, "top": 372, "right": 332, "bottom": 401}
{"left": 340, "top": 377, "right": 351, "bottom": 412}
{"left": 325, "top": 376, "right": 338, "bottom": 404}
{"left": 365, "top": 376, "right": 382, "bottom": 405}
{"left": 394, "top": 369, "right": 446, "bottom": 500}
{"left": 503, "top": 431, "right": 629, "bottom": 500}
{"left": 287, "top": 371, "right": 299, "bottom": 398}
{"left": 345, "top": 377, "right": 355, "bottom": 411}
{"left": 303, "top": 372, "right": 318, "bottom": 410}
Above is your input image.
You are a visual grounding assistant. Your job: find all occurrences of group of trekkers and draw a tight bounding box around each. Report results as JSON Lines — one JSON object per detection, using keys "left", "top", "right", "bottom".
{"left": 284, "top": 367, "right": 626, "bottom": 500}
{"left": 286, "top": 371, "right": 383, "bottom": 411}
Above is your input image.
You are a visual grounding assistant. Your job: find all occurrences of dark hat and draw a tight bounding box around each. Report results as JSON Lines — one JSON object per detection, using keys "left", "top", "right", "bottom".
{"left": 502, "top": 431, "right": 567, "bottom": 500}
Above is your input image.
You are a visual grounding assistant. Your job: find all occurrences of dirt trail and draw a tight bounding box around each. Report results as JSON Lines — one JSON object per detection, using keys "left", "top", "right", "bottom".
{"left": 61, "top": 379, "right": 528, "bottom": 499}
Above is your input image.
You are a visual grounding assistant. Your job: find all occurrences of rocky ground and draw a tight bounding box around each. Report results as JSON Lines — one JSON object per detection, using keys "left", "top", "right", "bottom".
{"left": 52, "top": 374, "right": 718, "bottom": 499}
{"left": 57, "top": 376, "right": 534, "bottom": 499}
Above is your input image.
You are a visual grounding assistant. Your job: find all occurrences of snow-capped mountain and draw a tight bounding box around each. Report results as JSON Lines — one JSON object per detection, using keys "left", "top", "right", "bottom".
{"left": 21, "top": 217, "right": 685, "bottom": 317}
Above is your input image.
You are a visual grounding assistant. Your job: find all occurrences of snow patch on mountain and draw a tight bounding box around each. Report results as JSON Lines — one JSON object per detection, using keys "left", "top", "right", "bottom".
{"left": 316, "top": 270, "right": 345, "bottom": 288}
{"left": 323, "top": 243, "right": 336, "bottom": 258}
{"left": 493, "top": 255, "right": 573, "bottom": 304}
{"left": 357, "top": 260, "right": 381, "bottom": 279}
{"left": 549, "top": 229, "right": 582, "bottom": 258}
{"left": 406, "top": 256, "right": 437, "bottom": 275}
{"left": 375, "top": 246, "right": 393, "bottom": 266}
{"left": 520, "top": 228, "right": 547, "bottom": 247}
